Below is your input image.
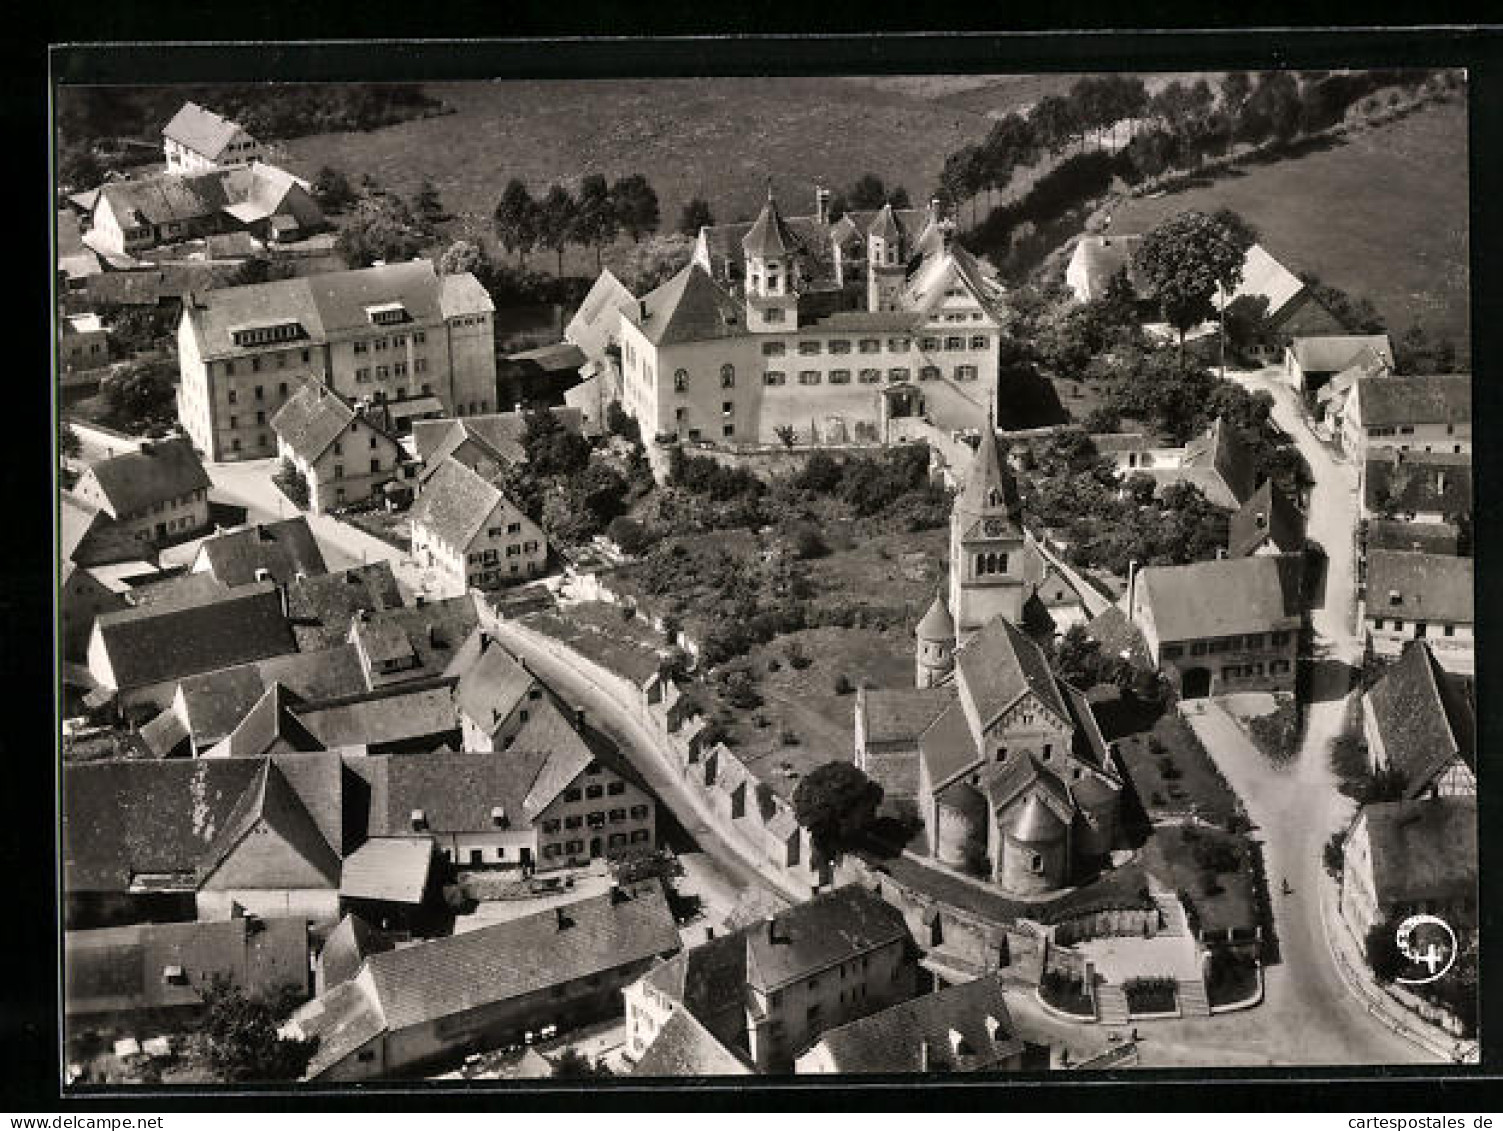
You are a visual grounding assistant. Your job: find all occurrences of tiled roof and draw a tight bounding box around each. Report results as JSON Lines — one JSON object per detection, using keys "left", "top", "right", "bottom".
{"left": 93, "top": 581, "right": 297, "bottom": 691}
{"left": 293, "top": 684, "right": 459, "bottom": 750}
{"left": 339, "top": 838, "right": 434, "bottom": 905}
{"left": 953, "top": 429, "right": 1023, "bottom": 534}
{"left": 318, "top": 913, "right": 398, "bottom": 992}
{"left": 1354, "top": 374, "right": 1471, "bottom": 430}
{"left": 741, "top": 194, "right": 802, "bottom": 259}
{"left": 1229, "top": 479, "right": 1305, "bottom": 558}
{"left": 810, "top": 975, "right": 1023, "bottom": 1073}
{"left": 1361, "top": 797, "right": 1476, "bottom": 907}
{"left": 1137, "top": 556, "right": 1301, "bottom": 643}
{"left": 98, "top": 171, "right": 231, "bottom": 228}
{"left": 1366, "top": 551, "right": 1473, "bottom": 626}
{"left": 1181, "top": 418, "right": 1257, "bottom": 508}
{"left": 631, "top": 1008, "right": 753, "bottom": 1077}
{"left": 1365, "top": 519, "right": 1460, "bottom": 556}
{"left": 65, "top": 916, "right": 307, "bottom": 1018}
{"left": 955, "top": 616, "right": 1069, "bottom": 735}
{"left": 1216, "top": 243, "right": 1306, "bottom": 322}
{"left": 80, "top": 438, "right": 210, "bottom": 519}
{"left": 196, "top": 518, "right": 329, "bottom": 587}
{"left": 860, "top": 686, "right": 957, "bottom": 745}
{"left": 138, "top": 708, "right": 191, "bottom": 759}
{"left": 514, "top": 699, "right": 599, "bottom": 821}
{"left": 125, "top": 571, "right": 231, "bottom": 610}
{"left": 211, "top": 682, "right": 325, "bottom": 759}
{"left": 60, "top": 493, "right": 107, "bottom": 564}
{"left": 1363, "top": 453, "right": 1471, "bottom": 518}
{"left": 454, "top": 636, "right": 538, "bottom": 736}
{"left": 438, "top": 270, "right": 495, "bottom": 319}
{"left": 918, "top": 701, "right": 981, "bottom": 793}
{"left": 408, "top": 457, "right": 506, "bottom": 552}
{"left": 296, "top": 978, "right": 387, "bottom": 1079}
{"left": 625, "top": 263, "right": 747, "bottom": 347}
{"left": 565, "top": 268, "right": 637, "bottom": 363}
{"left": 363, "top": 882, "right": 680, "bottom": 1031}
{"left": 196, "top": 759, "right": 342, "bottom": 888}
{"left": 176, "top": 647, "right": 370, "bottom": 747}
{"left": 348, "top": 595, "right": 482, "bottom": 683}
{"left": 1291, "top": 334, "right": 1394, "bottom": 374}
{"left": 287, "top": 563, "right": 405, "bottom": 652}
{"left": 270, "top": 384, "right": 374, "bottom": 465}
{"left": 745, "top": 885, "right": 910, "bottom": 993}
{"left": 1005, "top": 791, "right": 1069, "bottom": 843}
{"left": 162, "top": 101, "right": 248, "bottom": 159}
{"left": 370, "top": 748, "right": 549, "bottom": 837}
{"left": 1069, "top": 235, "right": 1145, "bottom": 299}
{"left": 915, "top": 593, "right": 956, "bottom": 642}
{"left": 1366, "top": 641, "right": 1474, "bottom": 799}
{"left": 1057, "top": 679, "right": 1114, "bottom": 773}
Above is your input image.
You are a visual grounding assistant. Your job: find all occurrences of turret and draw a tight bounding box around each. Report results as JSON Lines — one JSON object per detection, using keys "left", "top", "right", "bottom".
{"left": 914, "top": 591, "right": 956, "bottom": 688}
{"left": 866, "top": 203, "right": 908, "bottom": 313}
{"left": 741, "top": 187, "right": 801, "bottom": 333}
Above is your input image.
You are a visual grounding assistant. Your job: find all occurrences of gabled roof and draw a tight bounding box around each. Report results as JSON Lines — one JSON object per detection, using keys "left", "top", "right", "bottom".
{"left": 79, "top": 439, "right": 210, "bottom": 519}
{"left": 370, "top": 748, "right": 549, "bottom": 837}
{"left": 138, "top": 708, "right": 192, "bottom": 759}
{"left": 296, "top": 977, "right": 387, "bottom": 1079}
{"left": 1363, "top": 453, "right": 1471, "bottom": 519}
{"left": 318, "top": 913, "right": 399, "bottom": 992}
{"left": 1180, "top": 417, "right": 1257, "bottom": 507}
{"left": 1216, "top": 243, "right": 1306, "bottom": 322}
{"left": 1365, "top": 519, "right": 1460, "bottom": 557}
{"left": 1057, "top": 679, "right": 1115, "bottom": 774}
{"left": 1366, "top": 551, "right": 1473, "bottom": 625}
{"left": 514, "top": 699, "right": 599, "bottom": 822}
{"left": 1291, "top": 334, "right": 1394, "bottom": 374}
{"left": 196, "top": 518, "right": 328, "bottom": 587}
{"left": 1068, "top": 234, "right": 1146, "bottom": 299}
{"left": 625, "top": 263, "right": 747, "bottom": 346}
{"left": 93, "top": 581, "right": 297, "bottom": 691}
{"left": 211, "top": 682, "right": 326, "bottom": 760}
{"left": 347, "top": 595, "right": 483, "bottom": 683}
{"left": 362, "top": 882, "right": 680, "bottom": 1031}
{"left": 565, "top": 268, "right": 637, "bottom": 363}
{"left": 919, "top": 700, "right": 983, "bottom": 793}
{"left": 1229, "top": 479, "right": 1305, "bottom": 558}
{"left": 339, "top": 838, "right": 434, "bottom": 905}
{"left": 860, "top": 686, "right": 957, "bottom": 745}
{"left": 454, "top": 635, "right": 538, "bottom": 735}
{"left": 1366, "top": 641, "right": 1474, "bottom": 798}
{"left": 867, "top": 202, "right": 904, "bottom": 245}
{"left": 745, "top": 885, "right": 911, "bottom": 993}
{"left": 1354, "top": 374, "right": 1471, "bottom": 430}
{"left": 1137, "top": 556, "right": 1301, "bottom": 642}
{"left": 286, "top": 563, "right": 405, "bottom": 652}
{"left": 292, "top": 684, "right": 459, "bottom": 750}
{"left": 810, "top": 975, "right": 1023, "bottom": 1073}
{"left": 197, "top": 759, "right": 343, "bottom": 887}
{"left": 176, "top": 647, "right": 370, "bottom": 748}
{"left": 65, "top": 916, "right": 308, "bottom": 1018}
{"left": 954, "top": 617, "right": 1070, "bottom": 738}
{"left": 271, "top": 383, "right": 391, "bottom": 465}
{"left": 163, "top": 101, "right": 251, "bottom": 159}
{"left": 408, "top": 457, "right": 508, "bottom": 552}
{"left": 1360, "top": 797, "right": 1476, "bottom": 907}
{"left": 631, "top": 1008, "right": 753, "bottom": 1077}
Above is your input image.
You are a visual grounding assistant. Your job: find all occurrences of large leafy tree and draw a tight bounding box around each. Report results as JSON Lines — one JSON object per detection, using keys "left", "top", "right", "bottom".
{"left": 846, "top": 172, "right": 890, "bottom": 211}
{"left": 792, "top": 761, "right": 884, "bottom": 859}
{"left": 311, "top": 166, "right": 355, "bottom": 213}
{"left": 575, "top": 174, "right": 619, "bottom": 269}
{"left": 493, "top": 179, "right": 539, "bottom": 268}
{"left": 437, "top": 238, "right": 490, "bottom": 280}
{"left": 536, "top": 183, "right": 579, "bottom": 276}
{"left": 1132, "top": 210, "right": 1246, "bottom": 359}
{"left": 1029, "top": 94, "right": 1082, "bottom": 154}
{"left": 101, "top": 360, "right": 177, "bottom": 429}
{"left": 609, "top": 174, "right": 661, "bottom": 243}
{"left": 335, "top": 193, "right": 430, "bottom": 269}
{"left": 678, "top": 196, "right": 715, "bottom": 236}
{"left": 197, "top": 978, "right": 316, "bottom": 1083}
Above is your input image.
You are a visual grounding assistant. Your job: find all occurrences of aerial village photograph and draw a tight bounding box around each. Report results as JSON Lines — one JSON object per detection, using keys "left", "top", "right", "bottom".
{"left": 52, "top": 61, "right": 1478, "bottom": 1087}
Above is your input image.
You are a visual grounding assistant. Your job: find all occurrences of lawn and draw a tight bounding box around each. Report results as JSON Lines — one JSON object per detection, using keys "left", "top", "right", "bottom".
{"left": 1114, "top": 711, "right": 1246, "bottom": 832}
{"left": 1104, "top": 101, "right": 1470, "bottom": 348}
{"left": 1141, "top": 824, "right": 1261, "bottom": 937}
{"left": 276, "top": 76, "right": 1012, "bottom": 273}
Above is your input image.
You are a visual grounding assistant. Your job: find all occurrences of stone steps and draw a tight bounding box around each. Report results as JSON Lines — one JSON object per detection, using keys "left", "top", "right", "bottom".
{"left": 1153, "top": 893, "right": 1189, "bottom": 938}
{"left": 1095, "top": 984, "right": 1129, "bottom": 1027}
{"left": 1177, "top": 978, "right": 1212, "bottom": 1017}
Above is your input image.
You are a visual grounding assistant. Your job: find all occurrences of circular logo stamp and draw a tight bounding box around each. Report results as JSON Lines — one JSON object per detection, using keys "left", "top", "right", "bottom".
{"left": 1394, "top": 913, "right": 1458, "bottom": 986}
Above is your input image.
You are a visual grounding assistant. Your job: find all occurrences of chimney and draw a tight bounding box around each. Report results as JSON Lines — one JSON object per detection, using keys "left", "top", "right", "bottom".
{"left": 815, "top": 187, "right": 832, "bottom": 226}
{"left": 409, "top": 808, "right": 426, "bottom": 831}
{"left": 556, "top": 907, "right": 575, "bottom": 930}
{"left": 427, "top": 623, "right": 438, "bottom": 648}
{"left": 704, "top": 925, "right": 715, "bottom": 941}
{"left": 1255, "top": 511, "right": 1267, "bottom": 530}
{"left": 918, "top": 1039, "right": 930, "bottom": 1072}
{"left": 928, "top": 197, "right": 940, "bottom": 222}
{"left": 491, "top": 805, "right": 507, "bottom": 828}
{"left": 575, "top": 707, "right": 587, "bottom": 729}
{"left": 984, "top": 1015, "right": 1001, "bottom": 1043}
{"left": 948, "top": 1028, "right": 965, "bottom": 1057}
{"left": 767, "top": 917, "right": 790, "bottom": 945}
{"left": 416, "top": 594, "right": 427, "bottom": 608}
{"left": 254, "top": 567, "right": 272, "bottom": 584}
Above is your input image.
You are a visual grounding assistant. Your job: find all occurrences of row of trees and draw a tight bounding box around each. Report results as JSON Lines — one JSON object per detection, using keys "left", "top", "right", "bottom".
{"left": 493, "top": 174, "right": 662, "bottom": 273}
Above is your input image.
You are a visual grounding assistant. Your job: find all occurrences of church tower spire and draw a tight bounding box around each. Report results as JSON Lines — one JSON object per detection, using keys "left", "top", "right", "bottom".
{"left": 949, "top": 425, "right": 1029, "bottom": 641}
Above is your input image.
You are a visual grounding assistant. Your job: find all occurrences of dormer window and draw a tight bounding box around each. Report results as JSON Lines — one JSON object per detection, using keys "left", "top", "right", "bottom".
{"left": 491, "top": 806, "right": 508, "bottom": 829}
{"left": 366, "top": 302, "right": 409, "bottom": 326}
{"left": 410, "top": 808, "right": 427, "bottom": 831}
{"left": 1388, "top": 590, "right": 1402, "bottom": 607}
{"left": 162, "top": 964, "right": 187, "bottom": 985}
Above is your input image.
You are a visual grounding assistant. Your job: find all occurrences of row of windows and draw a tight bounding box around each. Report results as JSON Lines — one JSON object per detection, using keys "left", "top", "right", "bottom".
{"left": 1164, "top": 631, "right": 1291, "bottom": 658}
{"left": 1222, "top": 660, "right": 1291, "bottom": 678}
{"left": 452, "top": 316, "right": 488, "bottom": 328}
{"left": 540, "top": 804, "right": 646, "bottom": 833}
{"left": 125, "top": 487, "right": 205, "bottom": 520}
{"left": 227, "top": 435, "right": 270, "bottom": 454}
{"left": 769, "top": 364, "right": 977, "bottom": 386}
{"left": 132, "top": 513, "right": 198, "bottom": 539}
{"left": 227, "top": 382, "right": 291, "bottom": 405}
{"left": 356, "top": 359, "right": 429, "bottom": 381}
{"left": 332, "top": 437, "right": 384, "bottom": 456}
{"left": 761, "top": 334, "right": 990, "bottom": 359}
{"left": 1371, "top": 618, "right": 1459, "bottom": 636}
{"left": 352, "top": 331, "right": 428, "bottom": 354}
{"left": 673, "top": 364, "right": 738, "bottom": 392}
{"left": 330, "top": 460, "right": 386, "bottom": 479}
{"left": 466, "top": 540, "right": 542, "bottom": 564}
{"left": 226, "top": 412, "right": 269, "bottom": 429}
{"left": 541, "top": 829, "right": 651, "bottom": 857}
{"left": 224, "top": 350, "right": 310, "bottom": 376}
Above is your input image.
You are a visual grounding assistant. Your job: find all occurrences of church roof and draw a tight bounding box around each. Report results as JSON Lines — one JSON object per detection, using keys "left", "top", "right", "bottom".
{"left": 741, "top": 193, "right": 802, "bottom": 259}
{"left": 1007, "top": 792, "right": 1068, "bottom": 843}
{"left": 955, "top": 617, "right": 1070, "bottom": 737}
{"left": 954, "top": 429, "right": 1022, "bottom": 530}
{"left": 915, "top": 593, "right": 955, "bottom": 642}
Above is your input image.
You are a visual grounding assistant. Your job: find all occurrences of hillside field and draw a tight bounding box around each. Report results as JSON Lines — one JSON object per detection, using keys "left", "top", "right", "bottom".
{"left": 1103, "top": 101, "right": 1470, "bottom": 349}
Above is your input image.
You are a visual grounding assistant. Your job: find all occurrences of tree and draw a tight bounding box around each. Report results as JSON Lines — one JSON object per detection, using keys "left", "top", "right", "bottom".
{"left": 847, "top": 173, "right": 890, "bottom": 211}
{"left": 1246, "top": 71, "right": 1303, "bottom": 144}
{"left": 58, "top": 143, "right": 102, "bottom": 191}
{"left": 537, "top": 183, "right": 579, "bottom": 276}
{"left": 550, "top": 1049, "right": 612, "bottom": 1079}
{"left": 1211, "top": 208, "right": 1260, "bottom": 256}
{"left": 1132, "top": 210, "right": 1246, "bottom": 360}
{"left": 1030, "top": 94, "right": 1081, "bottom": 154}
{"left": 410, "top": 178, "right": 446, "bottom": 228}
{"left": 679, "top": 196, "right": 715, "bottom": 236}
{"left": 335, "top": 193, "right": 430, "bottom": 268}
{"left": 792, "top": 761, "right": 883, "bottom": 859}
{"left": 197, "top": 978, "right": 316, "bottom": 1083}
{"left": 610, "top": 233, "right": 694, "bottom": 294}
{"left": 59, "top": 419, "right": 82, "bottom": 461}
{"left": 1221, "top": 72, "right": 1253, "bottom": 120}
{"left": 101, "top": 360, "right": 176, "bottom": 428}
{"left": 1051, "top": 623, "right": 1104, "bottom": 687}
{"left": 575, "top": 174, "right": 619, "bottom": 270}
{"left": 311, "top": 166, "right": 355, "bottom": 212}
{"left": 1365, "top": 918, "right": 1406, "bottom": 983}
{"left": 1322, "top": 829, "right": 1347, "bottom": 880}
{"left": 272, "top": 457, "right": 310, "bottom": 510}
{"left": 1394, "top": 323, "right": 1459, "bottom": 375}
{"left": 437, "top": 238, "right": 490, "bottom": 279}
{"left": 607, "top": 515, "right": 653, "bottom": 556}
{"left": 494, "top": 179, "right": 539, "bottom": 268}
{"left": 522, "top": 406, "right": 592, "bottom": 477}
{"left": 609, "top": 174, "right": 661, "bottom": 243}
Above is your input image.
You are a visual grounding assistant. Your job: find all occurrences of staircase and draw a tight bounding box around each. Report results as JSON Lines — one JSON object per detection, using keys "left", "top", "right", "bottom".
{"left": 1177, "top": 978, "right": 1211, "bottom": 1017}
{"left": 1094, "top": 983, "right": 1129, "bottom": 1027}
{"left": 1153, "top": 893, "right": 1190, "bottom": 937}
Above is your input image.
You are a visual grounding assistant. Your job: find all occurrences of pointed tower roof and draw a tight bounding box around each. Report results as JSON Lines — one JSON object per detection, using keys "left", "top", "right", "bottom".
{"left": 916, "top": 592, "right": 955, "bottom": 642}
{"left": 741, "top": 190, "right": 801, "bottom": 259}
{"left": 954, "top": 428, "right": 1022, "bottom": 531}
{"left": 868, "top": 202, "right": 903, "bottom": 244}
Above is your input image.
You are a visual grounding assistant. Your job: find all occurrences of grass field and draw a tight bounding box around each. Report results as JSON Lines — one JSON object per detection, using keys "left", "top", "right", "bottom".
{"left": 1104, "top": 101, "right": 1470, "bottom": 348}
{"left": 275, "top": 76, "right": 1029, "bottom": 274}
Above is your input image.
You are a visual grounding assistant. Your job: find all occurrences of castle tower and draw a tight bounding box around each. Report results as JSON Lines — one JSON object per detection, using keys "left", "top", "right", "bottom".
{"left": 866, "top": 203, "right": 907, "bottom": 313}
{"left": 949, "top": 423, "right": 1028, "bottom": 641}
{"left": 914, "top": 591, "right": 956, "bottom": 689}
{"left": 741, "top": 187, "right": 801, "bottom": 333}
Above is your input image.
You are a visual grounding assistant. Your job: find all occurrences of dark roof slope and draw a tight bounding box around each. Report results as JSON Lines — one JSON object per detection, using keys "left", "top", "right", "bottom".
{"left": 1229, "top": 479, "right": 1305, "bottom": 558}
{"left": 197, "top": 518, "right": 328, "bottom": 587}
{"left": 859, "top": 687, "right": 957, "bottom": 745}
{"left": 1365, "top": 519, "right": 1460, "bottom": 556}
{"left": 1364, "top": 454, "right": 1471, "bottom": 519}
{"left": 631, "top": 1008, "right": 753, "bottom": 1077}
{"left": 745, "top": 885, "right": 910, "bottom": 993}
{"left": 1181, "top": 418, "right": 1257, "bottom": 508}
{"left": 371, "top": 748, "right": 550, "bottom": 836}
{"left": 177, "top": 647, "right": 369, "bottom": 747}
{"left": 626, "top": 263, "right": 747, "bottom": 347}
{"left": 270, "top": 384, "right": 369, "bottom": 464}
{"left": 318, "top": 913, "right": 398, "bottom": 991}
{"left": 1366, "top": 641, "right": 1474, "bottom": 798}
{"left": 1362, "top": 797, "right": 1477, "bottom": 906}
{"left": 1355, "top": 374, "right": 1471, "bottom": 429}
{"left": 811, "top": 975, "right": 1023, "bottom": 1073}
{"left": 197, "top": 759, "right": 342, "bottom": 886}
{"left": 286, "top": 563, "right": 405, "bottom": 651}
{"left": 81, "top": 439, "right": 210, "bottom": 518}
{"left": 408, "top": 458, "right": 505, "bottom": 551}
{"left": 1366, "top": 551, "right": 1473, "bottom": 625}
{"left": 955, "top": 616, "right": 1069, "bottom": 734}
{"left": 94, "top": 581, "right": 297, "bottom": 690}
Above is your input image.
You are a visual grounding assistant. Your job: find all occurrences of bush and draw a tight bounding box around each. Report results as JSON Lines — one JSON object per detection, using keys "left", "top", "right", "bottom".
{"left": 606, "top": 515, "right": 654, "bottom": 557}
{"left": 785, "top": 643, "right": 812, "bottom": 671}
{"left": 1122, "top": 975, "right": 1178, "bottom": 1014}
{"left": 832, "top": 673, "right": 854, "bottom": 696}
{"left": 1323, "top": 830, "right": 1346, "bottom": 880}
{"left": 1365, "top": 918, "right": 1405, "bottom": 983}
{"left": 271, "top": 458, "right": 310, "bottom": 510}
{"left": 792, "top": 525, "right": 829, "bottom": 560}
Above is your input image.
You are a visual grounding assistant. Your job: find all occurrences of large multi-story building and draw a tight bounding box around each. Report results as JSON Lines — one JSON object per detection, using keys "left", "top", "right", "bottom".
{"left": 613, "top": 190, "right": 1006, "bottom": 449}
{"left": 162, "top": 101, "right": 264, "bottom": 174}
{"left": 68, "top": 438, "right": 212, "bottom": 549}
{"left": 177, "top": 261, "right": 497, "bottom": 461}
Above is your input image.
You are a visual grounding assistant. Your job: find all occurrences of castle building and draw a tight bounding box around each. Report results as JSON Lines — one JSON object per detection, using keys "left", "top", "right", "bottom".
{"left": 614, "top": 188, "right": 1009, "bottom": 449}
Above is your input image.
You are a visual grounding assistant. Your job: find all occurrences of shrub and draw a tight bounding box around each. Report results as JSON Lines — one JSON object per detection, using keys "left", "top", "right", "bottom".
{"left": 785, "top": 644, "right": 812, "bottom": 671}
{"left": 792, "top": 525, "right": 829, "bottom": 560}
{"left": 271, "top": 458, "right": 310, "bottom": 510}
{"left": 1322, "top": 830, "right": 1347, "bottom": 880}
{"left": 1122, "top": 975, "right": 1178, "bottom": 1014}
{"left": 833, "top": 673, "right": 854, "bottom": 696}
{"left": 780, "top": 729, "right": 800, "bottom": 746}
{"left": 1365, "top": 918, "right": 1405, "bottom": 983}
{"left": 606, "top": 515, "right": 654, "bottom": 557}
